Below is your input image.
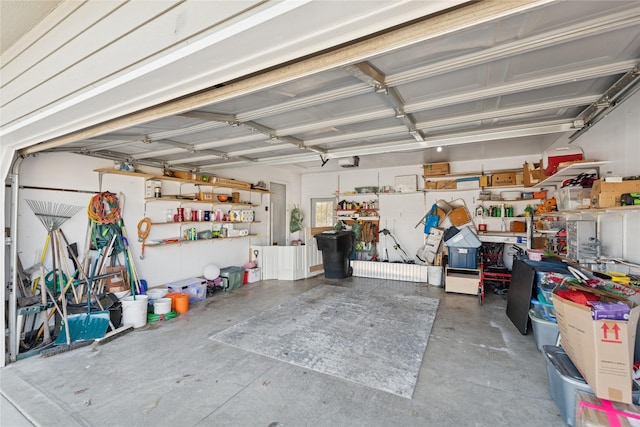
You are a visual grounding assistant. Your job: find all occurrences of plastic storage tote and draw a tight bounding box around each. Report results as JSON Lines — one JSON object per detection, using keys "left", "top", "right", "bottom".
{"left": 220, "top": 266, "right": 244, "bottom": 290}
{"left": 166, "top": 278, "right": 207, "bottom": 303}
{"left": 448, "top": 247, "right": 478, "bottom": 269}
{"left": 444, "top": 225, "right": 482, "bottom": 248}
{"left": 529, "top": 308, "right": 559, "bottom": 352}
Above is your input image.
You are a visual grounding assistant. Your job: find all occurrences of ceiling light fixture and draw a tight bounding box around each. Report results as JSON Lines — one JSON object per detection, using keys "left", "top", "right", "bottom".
{"left": 436, "top": 146, "right": 443, "bottom": 152}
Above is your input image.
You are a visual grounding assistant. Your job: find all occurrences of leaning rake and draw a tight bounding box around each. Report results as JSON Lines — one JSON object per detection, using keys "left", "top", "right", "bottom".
{"left": 25, "top": 199, "right": 84, "bottom": 346}
{"left": 26, "top": 200, "right": 83, "bottom": 231}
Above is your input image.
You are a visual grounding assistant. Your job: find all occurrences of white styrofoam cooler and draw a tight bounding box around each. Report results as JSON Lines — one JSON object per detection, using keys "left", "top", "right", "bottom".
{"left": 246, "top": 267, "right": 262, "bottom": 283}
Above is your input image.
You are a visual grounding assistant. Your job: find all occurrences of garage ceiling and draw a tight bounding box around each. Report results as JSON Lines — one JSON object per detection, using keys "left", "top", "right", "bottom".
{"left": 6, "top": 1, "right": 640, "bottom": 174}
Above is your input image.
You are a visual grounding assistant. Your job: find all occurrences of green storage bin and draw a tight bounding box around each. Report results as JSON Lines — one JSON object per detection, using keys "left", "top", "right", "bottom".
{"left": 220, "top": 267, "right": 244, "bottom": 290}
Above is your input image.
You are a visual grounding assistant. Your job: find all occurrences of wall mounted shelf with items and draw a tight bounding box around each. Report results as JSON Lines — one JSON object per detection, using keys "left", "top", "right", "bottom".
{"left": 335, "top": 210, "right": 379, "bottom": 221}
{"left": 332, "top": 188, "right": 380, "bottom": 249}
{"left": 142, "top": 196, "right": 259, "bottom": 208}
{"left": 94, "top": 168, "right": 266, "bottom": 245}
{"left": 524, "top": 161, "right": 609, "bottom": 188}
{"left": 334, "top": 189, "right": 379, "bottom": 221}
{"left": 143, "top": 233, "right": 259, "bottom": 248}
{"left": 94, "top": 168, "right": 271, "bottom": 194}
{"left": 423, "top": 163, "right": 526, "bottom": 192}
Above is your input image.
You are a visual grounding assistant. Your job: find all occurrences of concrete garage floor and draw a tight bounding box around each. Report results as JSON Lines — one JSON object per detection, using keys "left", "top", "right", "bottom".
{"left": 1, "top": 276, "right": 564, "bottom": 426}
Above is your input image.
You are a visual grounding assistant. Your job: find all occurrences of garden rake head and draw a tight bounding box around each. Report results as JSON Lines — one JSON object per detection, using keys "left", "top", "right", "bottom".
{"left": 26, "top": 200, "right": 83, "bottom": 231}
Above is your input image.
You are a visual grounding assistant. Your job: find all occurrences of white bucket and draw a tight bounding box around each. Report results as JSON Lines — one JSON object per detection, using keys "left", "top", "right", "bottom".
{"left": 121, "top": 295, "right": 148, "bottom": 328}
{"left": 153, "top": 298, "right": 172, "bottom": 315}
{"left": 427, "top": 266, "right": 443, "bottom": 287}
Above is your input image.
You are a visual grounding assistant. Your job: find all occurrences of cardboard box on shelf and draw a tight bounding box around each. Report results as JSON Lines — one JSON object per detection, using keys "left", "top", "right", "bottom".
{"left": 424, "top": 180, "right": 438, "bottom": 190}
{"left": 479, "top": 175, "right": 490, "bottom": 187}
{"left": 423, "top": 162, "right": 450, "bottom": 176}
{"left": 510, "top": 221, "right": 526, "bottom": 232}
{"left": 551, "top": 290, "right": 640, "bottom": 404}
{"left": 590, "top": 179, "right": 640, "bottom": 208}
{"left": 197, "top": 192, "right": 214, "bottom": 201}
{"left": 532, "top": 237, "right": 548, "bottom": 249}
{"left": 436, "top": 180, "right": 457, "bottom": 190}
{"left": 491, "top": 172, "right": 517, "bottom": 187}
{"left": 173, "top": 171, "right": 199, "bottom": 180}
{"left": 523, "top": 162, "right": 548, "bottom": 187}
{"left": 209, "top": 176, "right": 252, "bottom": 190}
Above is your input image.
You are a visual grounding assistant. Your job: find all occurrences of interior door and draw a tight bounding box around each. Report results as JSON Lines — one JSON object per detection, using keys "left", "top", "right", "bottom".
{"left": 270, "top": 182, "right": 286, "bottom": 246}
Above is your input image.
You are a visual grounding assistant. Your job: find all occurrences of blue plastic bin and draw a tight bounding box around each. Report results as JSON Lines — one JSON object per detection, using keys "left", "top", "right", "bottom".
{"left": 448, "top": 247, "right": 478, "bottom": 269}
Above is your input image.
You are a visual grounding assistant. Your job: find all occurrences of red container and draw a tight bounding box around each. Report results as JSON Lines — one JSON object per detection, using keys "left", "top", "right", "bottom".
{"left": 542, "top": 147, "right": 583, "bottom": 175}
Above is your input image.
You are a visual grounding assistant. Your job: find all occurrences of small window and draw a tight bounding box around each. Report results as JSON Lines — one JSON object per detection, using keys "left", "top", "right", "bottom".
{"left": 311, "top": 198, "right": 335, "bottom": 227}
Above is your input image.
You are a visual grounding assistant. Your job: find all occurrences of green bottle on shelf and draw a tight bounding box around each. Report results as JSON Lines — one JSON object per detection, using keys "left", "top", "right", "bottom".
{"left": 524, "top": 204, "right": 533, "bottom": 217}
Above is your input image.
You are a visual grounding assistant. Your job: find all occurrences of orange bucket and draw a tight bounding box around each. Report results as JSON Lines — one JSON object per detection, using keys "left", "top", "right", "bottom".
{"left": 166, "top": 292, "right": 180, "bottom": 310}
{"left": 175, "top": 294, "right": 189, "bottom": 314}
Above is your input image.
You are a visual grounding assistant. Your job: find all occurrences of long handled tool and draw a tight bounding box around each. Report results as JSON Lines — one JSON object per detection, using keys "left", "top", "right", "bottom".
{"left": 55, "top": 243, "right": 109, "bottom": 344}
{"left": 379, "top": 228, "right": 413, "bottom": 263}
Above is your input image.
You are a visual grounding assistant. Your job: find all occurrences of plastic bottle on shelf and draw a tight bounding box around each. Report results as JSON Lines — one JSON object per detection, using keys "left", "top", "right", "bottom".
{"left": 524, "top": 204, "right": 533, "bottom": 217}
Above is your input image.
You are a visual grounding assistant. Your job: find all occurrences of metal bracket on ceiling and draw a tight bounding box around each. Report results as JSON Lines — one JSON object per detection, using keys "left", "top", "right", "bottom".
{"left": 181, "top": 109, "right": 309, "bottom": 153}
{"left": 570, "top": 62, "right": 640, "bottom": 142}
{"left": 345, "top": 61, "right": 425, "bottom": 142}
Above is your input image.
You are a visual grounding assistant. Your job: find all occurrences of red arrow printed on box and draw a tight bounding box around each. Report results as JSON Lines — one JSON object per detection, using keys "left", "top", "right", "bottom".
{"left": 601, "top": 322, "right": 621, "bottom": 343}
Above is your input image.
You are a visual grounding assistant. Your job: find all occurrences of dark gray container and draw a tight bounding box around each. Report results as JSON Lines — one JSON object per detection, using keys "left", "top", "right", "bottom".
{"left": 529, "top": 307, "right": 559, "bottom": 352}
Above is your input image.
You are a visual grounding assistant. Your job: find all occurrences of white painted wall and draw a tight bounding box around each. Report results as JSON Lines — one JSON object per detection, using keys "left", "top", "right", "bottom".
{"left": 551, "top": 88, "right": 640, "bottom": 178}
{"left": 216, "top": 165, "right": 303, "bottom": 246}
{"left": 301, "top": 155, "right": 540, "bottom": 263}
{"left": 16, "top": 153, "right": 301, "bottom": 287}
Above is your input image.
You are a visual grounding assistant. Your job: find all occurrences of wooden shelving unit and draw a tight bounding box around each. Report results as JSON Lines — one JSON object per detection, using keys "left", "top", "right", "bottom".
{"left": 96, "top": 168, "right": 265, "bottom": 244}
{"left": 94, "top": 168, "right": 271, "bottom": 194}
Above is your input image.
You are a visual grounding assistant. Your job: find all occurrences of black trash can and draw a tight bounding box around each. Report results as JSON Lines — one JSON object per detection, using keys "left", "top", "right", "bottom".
{"left": 314, "top": 230, "right": 354, "bottom": 279}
